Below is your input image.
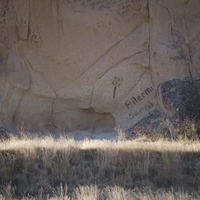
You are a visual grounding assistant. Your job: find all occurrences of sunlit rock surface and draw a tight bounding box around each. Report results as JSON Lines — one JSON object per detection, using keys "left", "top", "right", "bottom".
{"left": 0, "top": 0, "right": 200, "bottom": 133}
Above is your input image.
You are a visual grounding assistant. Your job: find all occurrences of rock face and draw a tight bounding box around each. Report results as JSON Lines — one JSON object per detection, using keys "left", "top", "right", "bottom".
{"left": 0, "top": 0, "right": 200, "bottom": 133}
{"left": 158, "top": 77, "right": 200, "bottom": 120}
{"left": 130, "top": 77, "right": 200, "bottom": 137}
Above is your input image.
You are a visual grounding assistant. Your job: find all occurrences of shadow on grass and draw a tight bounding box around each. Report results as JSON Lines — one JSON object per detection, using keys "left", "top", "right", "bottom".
{"left": 0, "top": 146, "right": 199, "bottom": 198}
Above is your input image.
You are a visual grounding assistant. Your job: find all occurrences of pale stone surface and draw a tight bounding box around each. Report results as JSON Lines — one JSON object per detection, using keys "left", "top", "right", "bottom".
{"left": 0, "top": 0, "right": 200, "bottom": 133}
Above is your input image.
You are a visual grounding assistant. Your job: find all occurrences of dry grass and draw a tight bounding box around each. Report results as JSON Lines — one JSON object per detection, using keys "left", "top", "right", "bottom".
{"left": 2, "top": 133, "right": 200, "bottom": 152}
{"left": 0, "top": 133, "right": 200, "bottom": 199}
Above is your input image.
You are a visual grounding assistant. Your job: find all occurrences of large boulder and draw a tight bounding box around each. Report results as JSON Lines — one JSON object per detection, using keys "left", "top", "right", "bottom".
{"left": 158, "top": 77, "right": 200, "bottom": 120}
{"left": 130, "top": 77, "right": 200, "bottom": 138}
{"left": 0, "top": 0, "right": 200, "bottom": 133}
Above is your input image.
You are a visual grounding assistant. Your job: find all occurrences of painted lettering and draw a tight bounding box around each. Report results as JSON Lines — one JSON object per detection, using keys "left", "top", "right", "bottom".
{"left": 145, "top": 88, "right": 152, "bottom": 95}
{"left": 125, "top": 100, "right": 133, "bottom": 109}
{"left": 125, "top": 85, "right": 154, "bottom": 109}
{"left": 131, "top": 96, "right": 138, "bottom": 104}
{"left": 141, "top": 92, "right": 145, "bottom": 98}
{"left": 135, "top": 111, "right": 139, "bottom": 116}
{"left": 137, "top": 96, "right": 142, "bottom": 101}
{"left": 139, "top": 107, "right": 145, "bottom": 113}
{"left": 145, "top": 102, "right": 154, "bottom": 110}
{"left": 128, "top": 101, "right": 154, "bottom": 121}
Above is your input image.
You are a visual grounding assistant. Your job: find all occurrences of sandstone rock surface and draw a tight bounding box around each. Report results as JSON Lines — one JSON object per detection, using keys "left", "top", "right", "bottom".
{"left": 0, "top": 0, "right": 200, "bottom": 133}
{"left": 131, "top": 77, "right": 200, "bottom": 138}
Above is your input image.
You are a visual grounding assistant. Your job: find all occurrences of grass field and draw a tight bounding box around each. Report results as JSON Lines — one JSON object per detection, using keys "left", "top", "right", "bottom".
{"left": 0, "top": 133, "right": 200, "bottom": 199}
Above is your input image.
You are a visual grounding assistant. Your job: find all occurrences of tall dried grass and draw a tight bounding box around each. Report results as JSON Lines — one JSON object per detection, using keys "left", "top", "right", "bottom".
{"left": 0, "top": 133, "right": 199, "bottom": 199}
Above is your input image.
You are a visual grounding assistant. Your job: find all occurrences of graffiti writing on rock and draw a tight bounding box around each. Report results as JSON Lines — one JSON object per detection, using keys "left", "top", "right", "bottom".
{"left": 162, "top": 30, "right": 189, "bottom": 61}
{"left": 30, "top": 28, "right": 42, "bottom": 48}
{"left": 191, "top": 32, "right": 200, "bottom": 60}
{"left": 125, "top": 85, "right": 154, "bottom": 109}
{"left": 112, "top": 76, "right": 123, "bottom": 99}
{"left": 128, "top": 101, "right": 154, "bottom": 121}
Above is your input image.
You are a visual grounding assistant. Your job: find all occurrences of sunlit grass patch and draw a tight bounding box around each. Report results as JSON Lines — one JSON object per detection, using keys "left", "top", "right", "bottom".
{"left": 0, "top": 132, "right": 200, "bottom": 199}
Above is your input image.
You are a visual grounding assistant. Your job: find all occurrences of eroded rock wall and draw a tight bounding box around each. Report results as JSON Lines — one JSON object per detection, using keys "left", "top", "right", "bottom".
{"left": 0, "top": 0, "right": 200, "bottom": 133}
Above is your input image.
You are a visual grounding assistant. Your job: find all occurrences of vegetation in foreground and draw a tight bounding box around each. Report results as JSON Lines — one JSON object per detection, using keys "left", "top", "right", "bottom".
{"left": 0, "top": 133, "right": 200, "bottom": 199}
